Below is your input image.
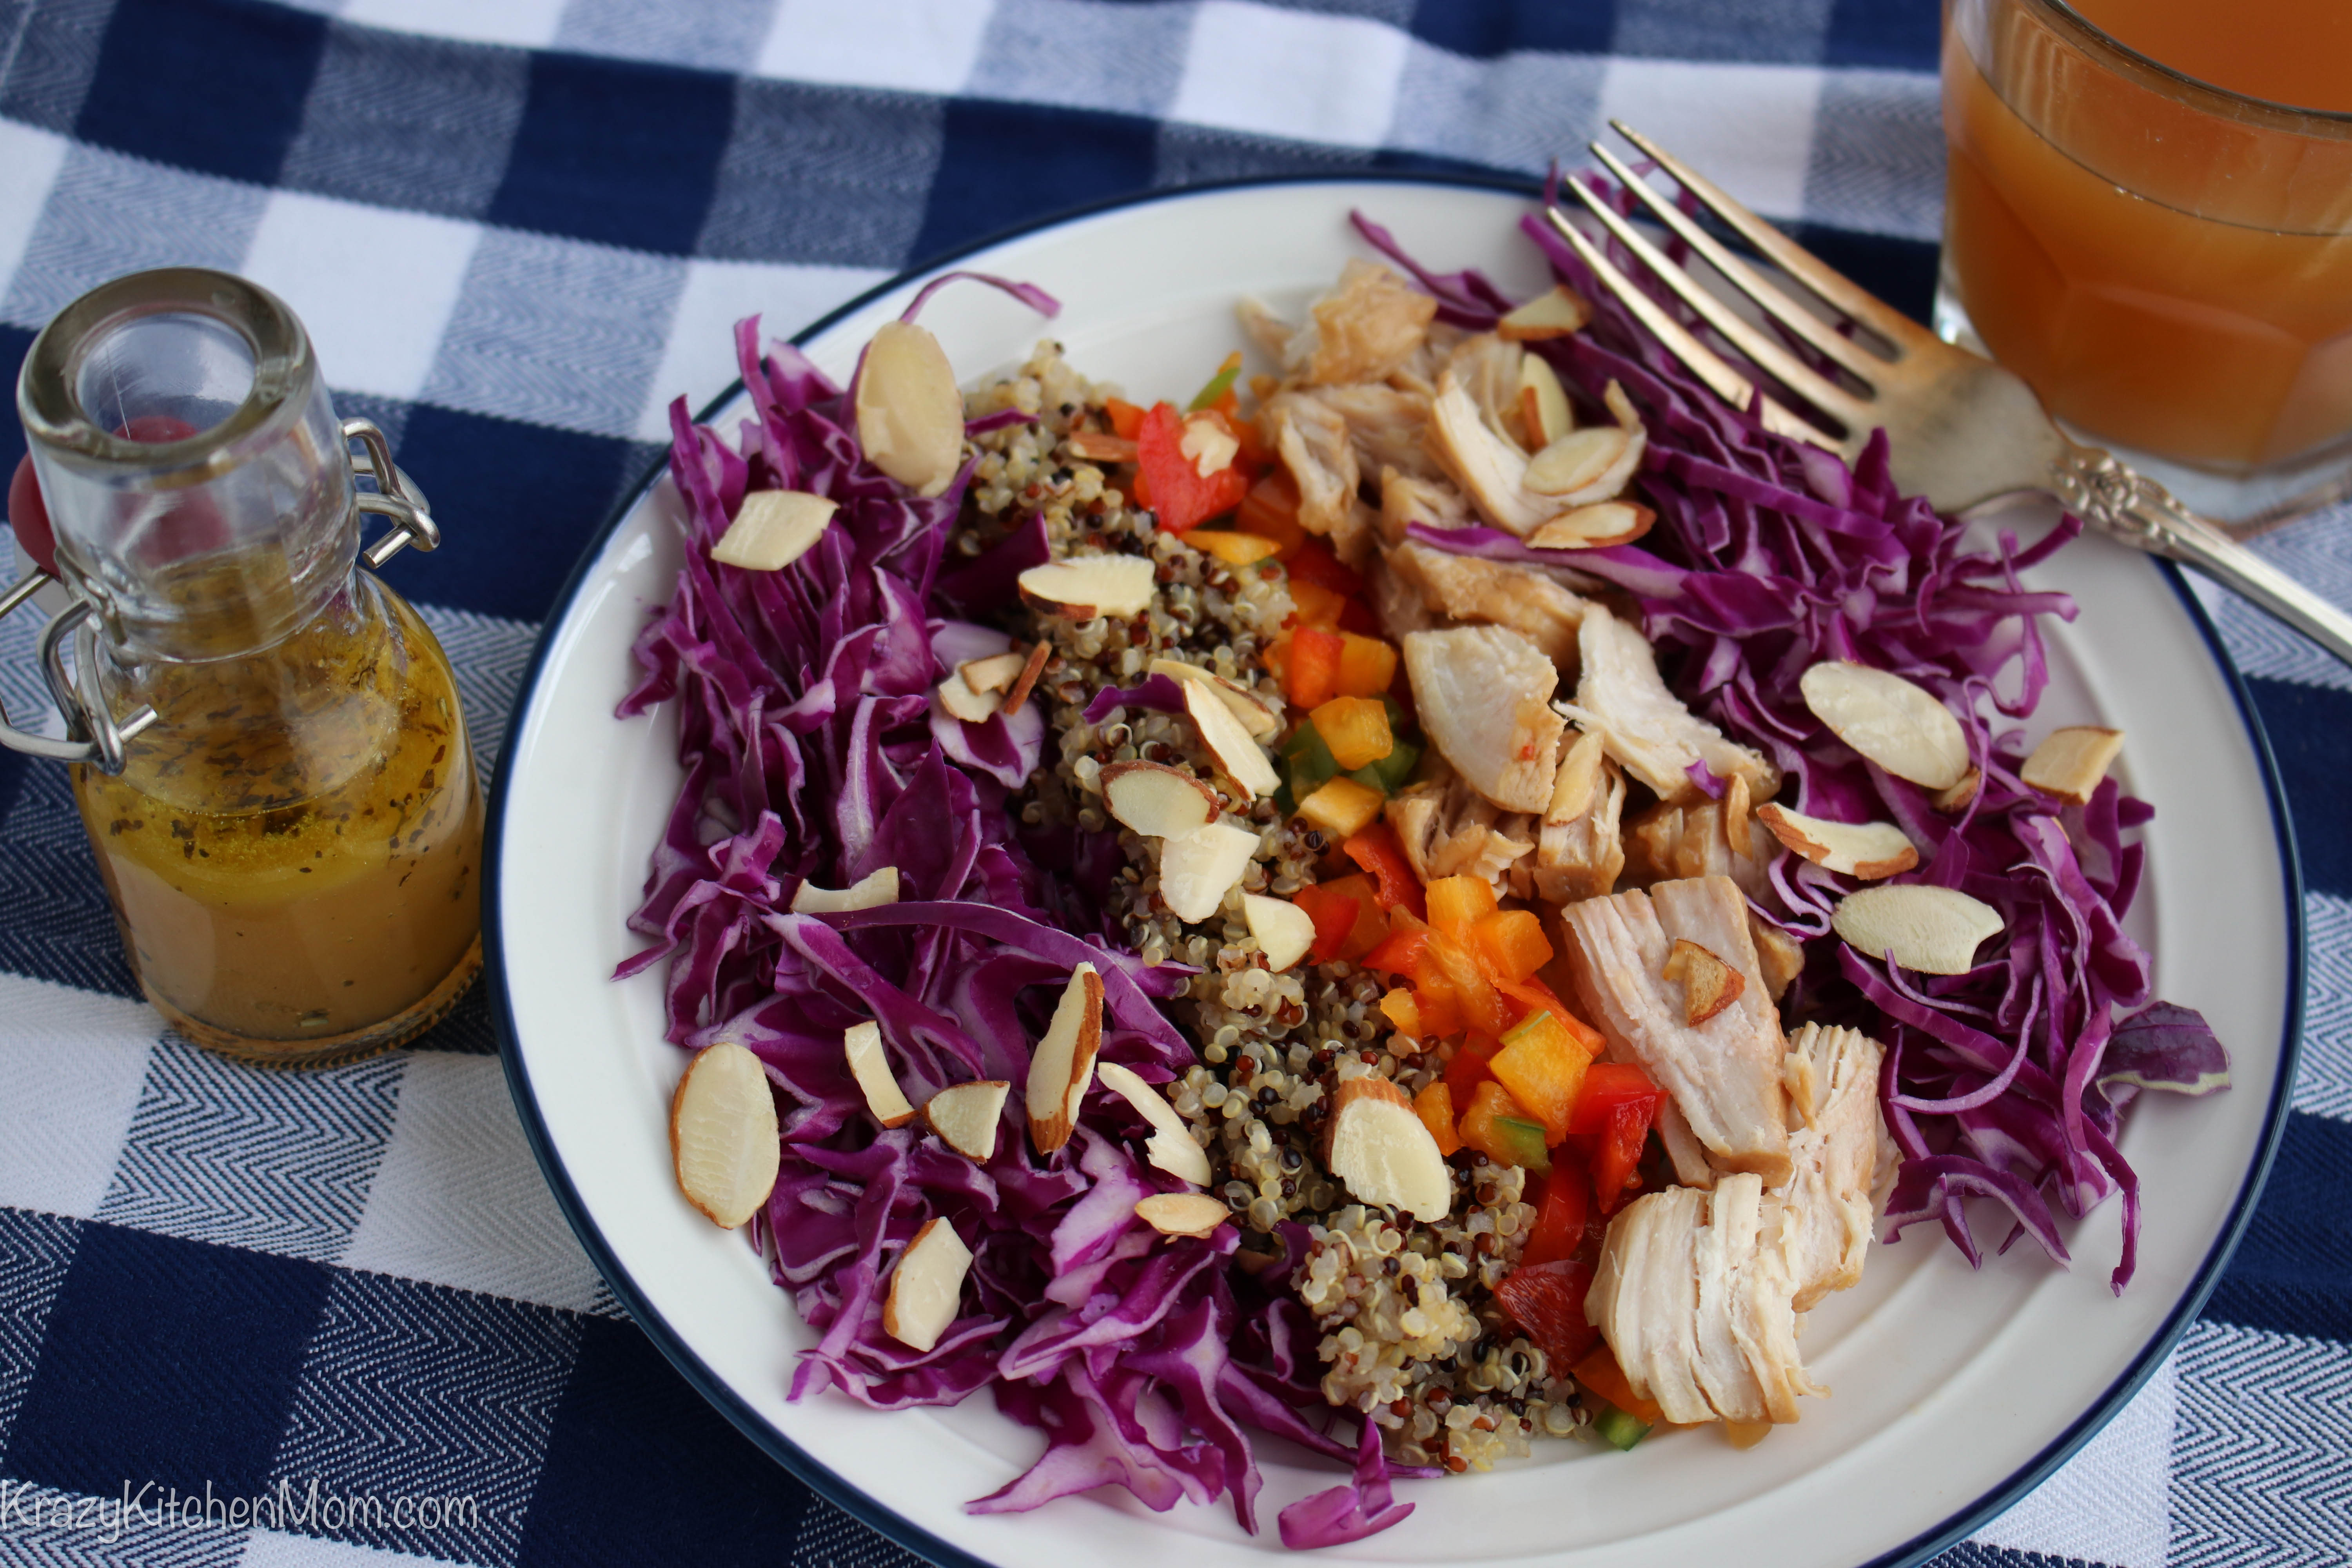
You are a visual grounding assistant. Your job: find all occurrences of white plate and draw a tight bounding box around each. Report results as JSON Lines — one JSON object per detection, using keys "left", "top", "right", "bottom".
{"left": 488, "top": 179, "right": 2302, "bottom": 1568}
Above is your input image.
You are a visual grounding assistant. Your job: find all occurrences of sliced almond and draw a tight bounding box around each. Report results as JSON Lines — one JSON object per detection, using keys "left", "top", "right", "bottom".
{"left": 1546, "top": 727, "right": 1607, "bottom": 825}
{"left": 1243, "top": 892, "right": 1316, "bottom": 972}
{"left": 1158, "top": 820, "right": 1261, "bottom": 924}
{"left": 959, "top": 651, "right": 1026, "bottom": 694}
{"left": 1179, "top": 414, "right": 1239, "bottom": 477}
{"left": 1724, "top": 773, "right": 1754, "bottom": 860}
{"left": 710, "top": 489, "right": 838, "bottom": 571}
{"left": 1749, "top": 914, "right": 1806, "bottom": 1002}
{"left": 2021, "top": 726, "right": 2124, "bottom": 806}
{"left": 934, "top": 673, "right": 1003, "bottom": 724}
{"left": 1096, "top": 1060, "right": 1214, "bottom": 1186}
{"left": 922, "top": 1079, "right": 1010, "bottom": 1162}
{"left": 1524, "top": 427, "right": 1630, "bottom": 497}
{"left": 1754, "top": 803, "right": 1919, "bottom": 880}
{"left": 1525, "top": 500, "right": 1655, "bottom": 550}
{"left": 1497, "top": 284, "right": 1594, "bottom": 341}
{"left": 669, "top": 1042, "right": 780, "bottom": 1229}
{"left": 1832, "top": 884, "right": 2004, "bottom": 975}
{"left": 1018, "top": 555, "right": 1156, "bottom": 620}
{"left": 1661, "top": 938, "right": 1746, "bottom": 1025}
{"left": 1001, "top": 639, "right": 1052, "bottom": 717}
{"left": 1182, "top": 679, "right": 1281, "bottom": 800}
{"left": 1932, "top": 766, "right": 1983, "bottom": 813}
{"left": 855, "top": 321, "right": 965, "bottom": 498}
{"left": 1064, "top": 430, "right": 1138, "bottom": 463}
{"left": 1518, "top": 354, "right": 1572, "bottom": 448}
{"left": 845, "top": 1020, "right": 916, "bottom": 1129}
{"left": 1321, "top": 1076, "right": 1452, "bottom": 1223}
{"left": 881, "top": 1216, "right": 972, "bottom": 1352}
{"left": 791, "top": 865, "right": 901, "bottom": 914}
{"left": 1149, "top": 658, "right": 1281, "bottom": 739}
{"left": 1025, "top": 964, "right": 1103, "bottom": 1156}
{"left": 1799, "top": 661, "right": 1971, "bottom": 791}
{"left": 1101, "top": 759, "right": 1217, "bottom": 839}
{"left": 1135, "top": 1192, "right": 1230, "bottom": 1239}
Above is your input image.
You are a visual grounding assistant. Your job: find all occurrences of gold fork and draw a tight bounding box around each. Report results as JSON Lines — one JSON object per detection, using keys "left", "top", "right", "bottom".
{"left": 1549, "top": 122, "right": 2352, "bottom": 666}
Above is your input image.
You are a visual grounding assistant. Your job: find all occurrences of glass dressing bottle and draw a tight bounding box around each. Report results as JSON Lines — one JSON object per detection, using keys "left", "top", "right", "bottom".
{"left": 7, "top": 268, "right": 482, "bottom": 1066}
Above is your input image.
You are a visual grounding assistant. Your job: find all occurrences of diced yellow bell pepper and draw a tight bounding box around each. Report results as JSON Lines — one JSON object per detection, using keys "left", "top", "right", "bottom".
{"left": 1458, "top": 1079, "right": 1550, "bottom": 1172}
{"left": 1472, "top": 908, "right": 1554, "bottom": 984}
{"left": 1380, "top": 986, "right": 1423, "bottom": 1041}
{"left": 1190, "top": 529, "right": 1281, "bottom": 566}
{"left": 1308, "top": 695, "right": 1393, "bottom": 771}
{"left": 1490, "top": 1009, "right": 1590, "bottom": 1144}
{"left": 1334, "top": 633, "right": 1398, "bottom": 698}
{"left": 1289, "top": 579, "right": 1348, "bottom": 628}
{"left": 1296, "top": 775, "right": 1385, "bottom": 840}
{"left": 1425, "top": 875, "right": 1500, "bottom": 944}
{"left": 1415, "top": 1080, "right": 1462, "bottom": 1156}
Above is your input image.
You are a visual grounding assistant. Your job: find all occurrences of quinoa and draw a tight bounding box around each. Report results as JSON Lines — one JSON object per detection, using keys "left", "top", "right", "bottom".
{"left": 955, "top": 341, "right": 1590, "bottom": 1471}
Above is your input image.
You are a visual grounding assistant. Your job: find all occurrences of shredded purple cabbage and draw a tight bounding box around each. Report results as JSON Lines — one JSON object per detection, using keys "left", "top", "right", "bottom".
{"left": 1358, "top": 183, "right": 2225, "bottom": 1294}
{"left": 618, "top": 297, "right": 1369, "bottom": 1537}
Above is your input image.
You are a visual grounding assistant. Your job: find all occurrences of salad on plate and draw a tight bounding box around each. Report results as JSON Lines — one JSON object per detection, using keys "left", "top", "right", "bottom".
{"left": 615, "top": 194, "right": 2232, "bottom": 1548}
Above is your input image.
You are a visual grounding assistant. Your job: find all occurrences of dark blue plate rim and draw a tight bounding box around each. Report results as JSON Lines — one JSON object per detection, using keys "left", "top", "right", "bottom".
{"left": 484, "top": 171, "right": 2308, "bottom": 1568}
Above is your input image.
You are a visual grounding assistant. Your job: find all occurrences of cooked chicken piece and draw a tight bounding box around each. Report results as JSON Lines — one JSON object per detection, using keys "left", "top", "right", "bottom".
{"left": 1556, "top": 604, "right": 1777, "bottom": 804}
{"left": 1427, "top": 372, "right": 1558, "bottom": 537}
{"left": 1444, "top": 332, "right": 1530, "bottom": 453}
{"left": 1386, "top": 762, "right": 1536, "bottom": 890}
{"left": 1368, "top": 554, "right": 1438, "bottom": 639}
{"left": 1402, "top": 626, "right": 1565, "bottom": 814}
{"left": 1516, "top": 746, "right": 1625, "bottom": 904}
{"left": 1586, "top": 1174, "right": 1822, "bottom": 1424}
{"left": 1387, "top": 320, "right": 1467, "bottom": 399}
{"left": 1749, "top": 914, "right": 1806, "bottom": 1002}
{"left": 1559, "top": 875, "right": 1791, "bottom": 1183}
{"left": 1385, "top": 542, "right": 1590, "bottom": 668}
{"left": 1623, "top": 799, "right": 1773, "bottom": 902}
{"left": 1377, "top": 467, "right": 1470, "bottom": 547}
{"left": 1300, "top": 260, "right": 1439, "bottom": 386}
{"left": 1775, "top": 1022, "right": 1892, "bottom": 1312}
{"left": 1315, "top": 384, "right": 1440, "bottom": 483}
{"left": 1236, "top": 297, "right": 1296, "bottom": 363}
{"left": 1653, "top": 1096, "right": 1716, "bottom": 1188}
{"left": 1263, "top": 390, "right": 1361, "bottom": 548}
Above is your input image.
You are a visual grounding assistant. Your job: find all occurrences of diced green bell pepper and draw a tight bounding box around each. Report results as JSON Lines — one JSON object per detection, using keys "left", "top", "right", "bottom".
{"left": 1593, "top": 1405, "right": 1652, "bottom": 1451}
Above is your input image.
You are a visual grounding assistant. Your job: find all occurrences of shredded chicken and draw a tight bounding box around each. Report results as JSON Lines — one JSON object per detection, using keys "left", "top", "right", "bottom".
{"left": 1376, "top": 467, "right": 1469, "bottom": 547}
{"left": 1313, "top": 384, "right": 1440, "bottom": 483}
{"left": 1556, "top": 604, "right": 1777, "bottom": 804}
{"left": 1586, "top": 1175, "right": 1823, "bottom": 1424}
{"left": 1425, "top": 371, "right": 1561, "bottom": 537}
{"left": 1775, "top": 1023, "right": 1894, "bottom": 1311}
{"left": 1367, "top": 554, "right": 1437, "bottom": 639}
{"left": 1300, "top": 260, "right": 1439, "bottom": 386}
{"left": 1624, "top": 798, "right": 1773, "bottom": 902}
{"left": 1263, "top": 390, "right": 1363, "bottom": 555}
{"left": 1558, "top": 875, "right": 1792, "bottom": 1184}
{"left": 1444, "top": 333, "right": 1530, "bottom": 454}
{"left": 1401, "top": 626, "right": 1565, "bottom": 814}
{"left": 1385, "top": 761, "right": 1535, "bottom": 890}
{"left": 1514, "top": 744, "right": 1624, "bottom": 904}
{"left": 1384, "top": 543, "right": 1590, "bottom": 668}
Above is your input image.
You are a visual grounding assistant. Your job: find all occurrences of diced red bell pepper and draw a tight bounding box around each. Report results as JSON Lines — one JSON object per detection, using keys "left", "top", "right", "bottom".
{"left": 1494, "top": 1258, "right": 1599, "bottom": 1370}
{"left": 1338, "top": 596, "right": 1382, "bottom": 636}
{"left": 1363, "top": 925, "right": 1429, "bottom": 977}
{"left": 1285, "top": 624, "right": 1345, "bottom": 709}
{"left": 1591, "top": 1096, "right": 1658, "bottom": 1216}
{"left": 1567, "top": 1063, "right": 1668, "bottom": 1136}
{"left": 1103, "top": 398, "right": 1148, "bottom": 440}
{"left": 1341, "top": 824, "right": 1426, "bottom": 920}
{"left": 1136, "top": 401, "right": 1249, "bottom": 534}
{"left": 1493, "top": 974, "right": 1604, "bottom": 1056}
{"left": 1316, "top": 872, "right": 1389, "bottom": 960}
{"left": 1286, "top": 537, "right": 1366, "bottom": 597}
{"left": 1291, "top": 882, "right": 1361, "bottom": 965}
{"left": 1520, "top": 1163, "right": 1591, "bottom": 1269}
{"left": 1443, "top": 1031, "right": 1502, "bottom": 1103}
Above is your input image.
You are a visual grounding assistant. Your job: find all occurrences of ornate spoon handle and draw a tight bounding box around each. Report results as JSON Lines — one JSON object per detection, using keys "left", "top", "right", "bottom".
{"left": 2052, "top": 442, "right": 2352, "bottom": 668}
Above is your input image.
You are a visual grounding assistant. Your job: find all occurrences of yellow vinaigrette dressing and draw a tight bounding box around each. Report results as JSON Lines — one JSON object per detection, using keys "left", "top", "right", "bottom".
{"left": 15, "top": 268, "right": 481, "bottom": 1066}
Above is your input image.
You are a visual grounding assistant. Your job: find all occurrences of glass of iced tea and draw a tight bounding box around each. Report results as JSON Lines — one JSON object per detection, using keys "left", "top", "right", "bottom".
{"left": 1938, "top": 0, "right": 2352, "bottom": 528}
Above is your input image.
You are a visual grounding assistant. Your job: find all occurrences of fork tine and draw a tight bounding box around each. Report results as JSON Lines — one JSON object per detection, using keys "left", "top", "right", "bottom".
{"left": 1562, "top": 174, "right": 1870, "bottom": 431}
{"left": 1608, "top": 120, "right": 1922, "bottom": 347}
{"left": 1587, "top": 142, "right": 1884, "bottom": 385}
{"left": 1539, "top": 206, "right": 1843, "bottom": 455}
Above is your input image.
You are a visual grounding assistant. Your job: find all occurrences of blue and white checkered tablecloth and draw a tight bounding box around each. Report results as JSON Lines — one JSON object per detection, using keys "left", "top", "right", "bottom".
{"left": 0, "top": 2, "right": 2345, "bottom": 1564}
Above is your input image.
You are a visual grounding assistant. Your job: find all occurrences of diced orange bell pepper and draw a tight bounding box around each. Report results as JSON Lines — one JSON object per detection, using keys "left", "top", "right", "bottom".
{"left": 1363, "top": 924, "right": 1428, "bottom": 977}
{"left": 1443, "top": 1030, "right": 1502, "bottom": 1102}
{"left": 1290, "top": 882, "right": 1360, "bottom": 965}
{"left": 1308, "top": 696, "right": 1392, "bottom": 771}
{"left": 1490, "top": 1009, "right": 1592, "bottom": 1145}
{"left": 1457, "top": 1078, "right": 1551, "bottom": 1172}
{"left": 1591, "top": 1096, "right": 1658, "bottom": 1215}
{"left": 1414, "top": 1080, "right": 1462, "bottom": 1156}
{"left": 1236, "top": 472, "right": 1307, "bottom": 559}
{"left": 1381, "top": 987, "right": 1423, "bottom": 1042}
{"left": 1136, "top": 401, "right": 1249, "bottom": 534}
{"left": 1572, "top": 1346, "right": 1665, "bottom": 1426}
{"left": 1286, "top": 538, "right": 1367, "bottom": 597}
{"left": 1341, "top": 824, "right": 1426, "bottom": 920}
{"left": 1285, "top": 625, "right": 1345, "bottom": 709}
{"left": 1104, "top": 398, "right": 1147, "bottom": 440}
{"left": 1472, "top": 908, "right": 1554, "bottom": 984}
{"left": 1426, "top": 929, "right": 1515, "bottom": 1037}
{"left": 1414, "top": 984, "right": 1465, "bottom": 1040}
{"left": 1333, "top": 633, "right": 1399, "bottom": 699}
{"left": 1287, "top": 578, "right": 1349, "bottom": 629}
{"left": 1520, "top": 1163, "right": 1591, "bottom": 1268}
{"left": 1425, "top": 875, "right": 1500, "bottom": 944}
{"left": 1189, "top": 529, "right": 1280, "bottom": 567}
